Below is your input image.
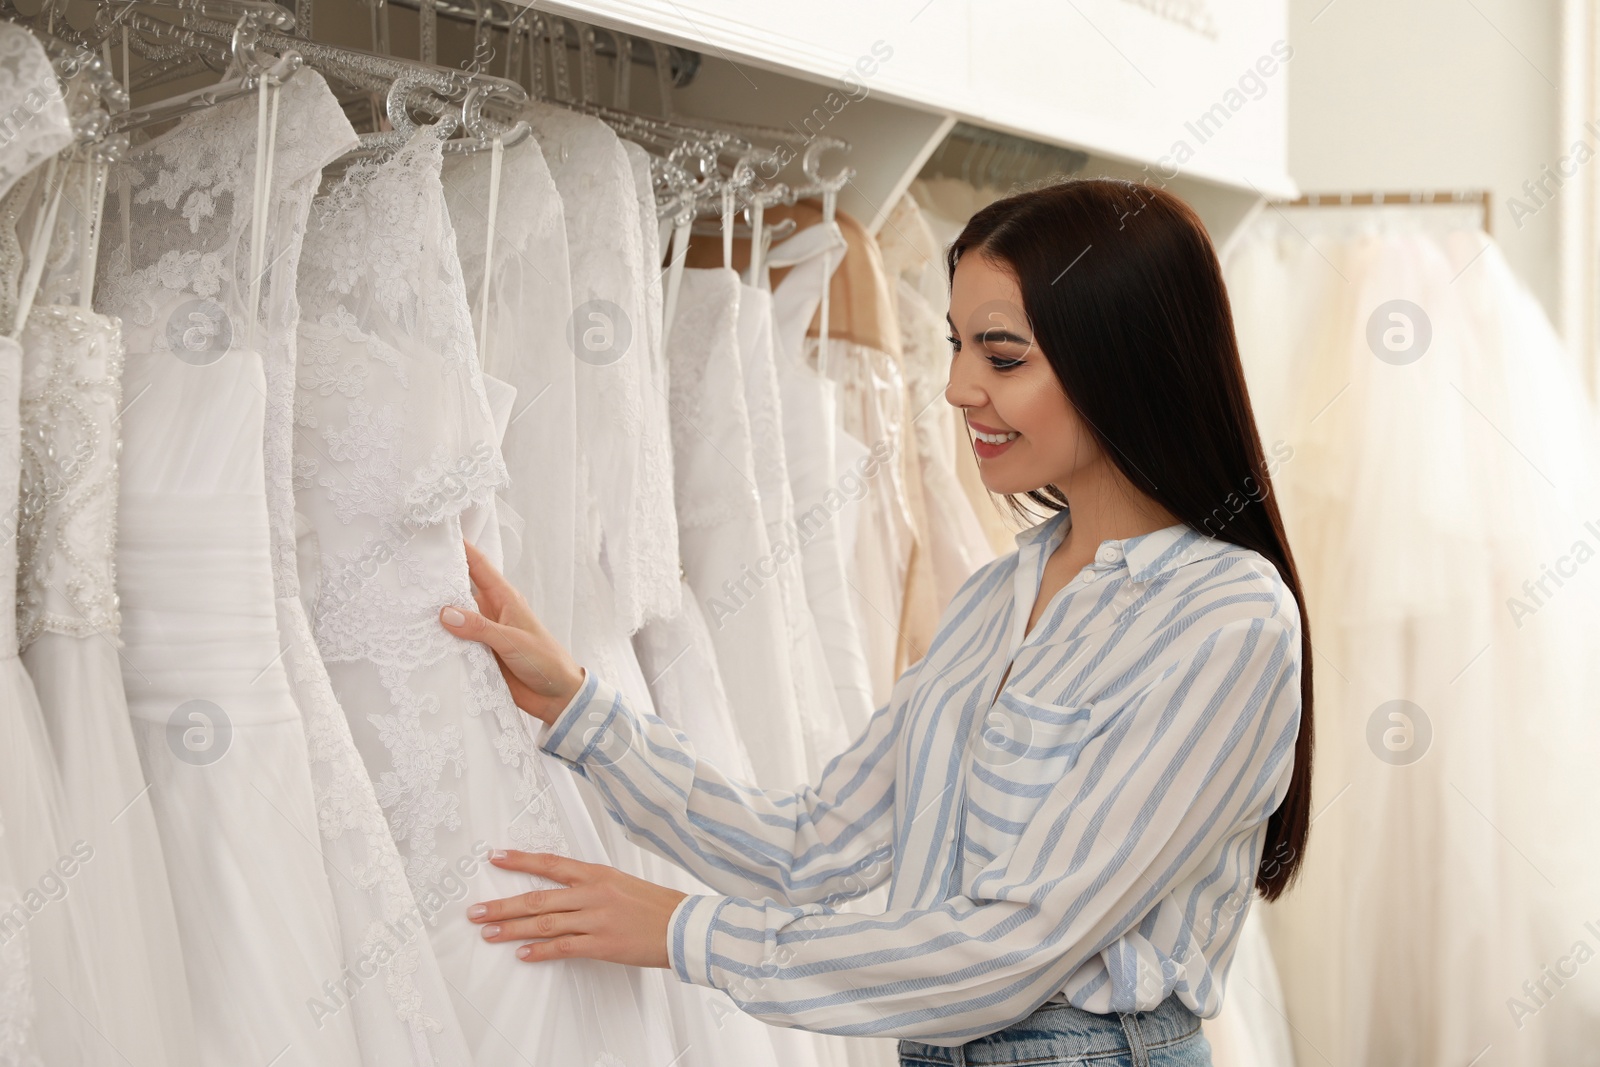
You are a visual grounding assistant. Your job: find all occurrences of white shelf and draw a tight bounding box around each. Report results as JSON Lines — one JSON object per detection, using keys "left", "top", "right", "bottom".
{"left": 513, "top": 0, "right": 1296, "bottom": 206}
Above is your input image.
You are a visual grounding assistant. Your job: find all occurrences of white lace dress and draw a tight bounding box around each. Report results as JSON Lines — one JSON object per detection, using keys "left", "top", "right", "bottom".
{"left": 251, "top": 74, "right": 475, "bottom": 1066}
{"left": 294, "top": 122, "right": 669, "bottom": 1067}
{"left": 0, "top": 24, "right": 118, "bottom": 1066}
{"left": 95, "top": 74, "right": 368, "bottom": 1066}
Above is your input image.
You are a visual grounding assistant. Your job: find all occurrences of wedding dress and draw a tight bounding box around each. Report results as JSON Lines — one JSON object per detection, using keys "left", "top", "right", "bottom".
{"left": 877, "top": 194, "right": 997, "bottom": 607}
{"left": 94, "top": 74, "right": 365, "bottom": 1065}
{"left": 0, "top": 26, "right": 108, "bottom": 1065}
{"left": 294, "top": 121, "right": 669, "bottom": 1067}
{"left": 0, "top": 27, "right": 145, "bottom": 1067}
{"left": 15, "top": 136, "right": 199, "bottom": 1066}
{"left": 446, "top": 131, "right": 741, "bottom": 1067}
{"left": 900, "top": 186, "right": 1015, "bottom": 557}
{"left": 524, "top": 102, "right": 679, "bottom": 634}
{"left": 666, "top": 267, "right": 807, "bottom": 788}
{"left": 735, "top": 279, "right": 852, "bottom": 775}
{"left": 766, "top": 222, "right": 877, "bottom": 737}
{"left": 801, "top": 328, "right": 914, "bottom": 710}
{"left": 0, "top": 319, "right": 96, "bottom": 1065}
{"left": 246, "top": 74, "right": 476, "bottom": 1065}
{"left": 626, "top": 143, "right": 822, "bottom": 1067}
{"left": 620, "top": 158, "right": 762, "bottom": 779}
{"left": 441, "top": 136, "right": 577, "bottom": 646}
{"left": 1224, "top": 204, "right": 1600, "bottom": 1065}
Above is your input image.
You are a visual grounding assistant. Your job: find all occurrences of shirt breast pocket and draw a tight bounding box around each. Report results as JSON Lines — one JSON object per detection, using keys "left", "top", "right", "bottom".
{"left": 961, "top": 690, "right": 1108, "bottom": 864}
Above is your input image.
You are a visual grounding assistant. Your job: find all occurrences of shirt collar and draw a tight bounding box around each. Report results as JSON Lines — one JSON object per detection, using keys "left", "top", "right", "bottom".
{"left": 1013, "top": 508, "right": 1233, "bottom": 583}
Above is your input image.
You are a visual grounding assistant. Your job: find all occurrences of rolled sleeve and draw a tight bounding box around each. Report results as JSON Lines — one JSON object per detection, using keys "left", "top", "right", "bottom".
{"left": 667, "top": 893, "right": 726, "bottom": 986}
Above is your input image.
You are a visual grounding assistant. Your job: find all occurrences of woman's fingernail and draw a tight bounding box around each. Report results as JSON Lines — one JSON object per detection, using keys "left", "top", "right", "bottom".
{"left": 490, "top": 849, "right": 507, "bottom": 861}
{"left": 441, "top": 606, "right": 466, "bottom": 626}
{"left": 467, "top": 904, "right": 487, "bottom": 920}
{"left": 482, "top": 924, "right": 501, "bottom": 940}
{"left": 517, "top": 945, "right": 532, "bottom": 959}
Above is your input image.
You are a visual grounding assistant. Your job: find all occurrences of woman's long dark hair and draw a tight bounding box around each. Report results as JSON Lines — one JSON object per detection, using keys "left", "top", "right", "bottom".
{"left": 948, "top": 178, "right": 1312, "bottom": 901}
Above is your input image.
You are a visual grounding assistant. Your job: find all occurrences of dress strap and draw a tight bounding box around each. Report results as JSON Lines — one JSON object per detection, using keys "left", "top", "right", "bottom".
{"left": 660, "top": 193, "right": 691, "bottom": 350}
{"left": 245, "top": 74, "right": 282, "bottom": 351}
{"left": 473, "top": 134, "right": 503, "bottom": 374}
{"left": 10, "top": 156, "right": 66, "bottom": 341}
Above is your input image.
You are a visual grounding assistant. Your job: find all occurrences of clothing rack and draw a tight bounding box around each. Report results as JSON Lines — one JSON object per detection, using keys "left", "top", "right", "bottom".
{"left": 1272, "top": 189, "right": 1493, "bottom": 236}
{"left": 373, "top": 0, "right": 702, "bottom": 89}
{"left": 15, "top": 0, "right": 855, "bottom": 315}
{"left": 921, "top": 121, "right": 1090, "bottom": 192}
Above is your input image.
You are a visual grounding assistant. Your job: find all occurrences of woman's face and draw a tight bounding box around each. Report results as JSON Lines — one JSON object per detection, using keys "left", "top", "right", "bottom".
{"left": 945, "top": 253, "right": 1101, "bottom": 497}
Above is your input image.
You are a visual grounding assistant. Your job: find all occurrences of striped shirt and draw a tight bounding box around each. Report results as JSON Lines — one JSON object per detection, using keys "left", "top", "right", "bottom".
{"left": 538, "top": 507, "right": 1303, "bottom": 1043}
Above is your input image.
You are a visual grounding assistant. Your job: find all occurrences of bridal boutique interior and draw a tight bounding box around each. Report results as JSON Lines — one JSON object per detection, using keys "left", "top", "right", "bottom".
{"left": 1, "top": 0, "right": 1597, "bottom": 1065}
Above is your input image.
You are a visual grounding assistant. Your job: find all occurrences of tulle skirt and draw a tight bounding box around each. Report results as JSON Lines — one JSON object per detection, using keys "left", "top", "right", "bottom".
{"left": 0, "top": 657, "right": 108, "bottom": 1065}
{"left": 23, "top": 633, "right": 199, "bottom": 1066}
{"left": 119, "top": 495, "right": 366, "bottom": 1067}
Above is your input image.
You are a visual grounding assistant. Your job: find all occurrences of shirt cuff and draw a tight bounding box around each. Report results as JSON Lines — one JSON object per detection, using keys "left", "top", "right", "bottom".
{"left": 537, "top": 666, "right": 610, "bottom": 761}
{"left": 666, "top": 893, "right": 728, "bottom": 987}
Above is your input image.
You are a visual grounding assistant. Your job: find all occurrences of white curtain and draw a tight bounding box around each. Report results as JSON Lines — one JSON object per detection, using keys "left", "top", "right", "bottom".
{"left": 1223, "top": 202, "right": 1600, "bottom": 1066}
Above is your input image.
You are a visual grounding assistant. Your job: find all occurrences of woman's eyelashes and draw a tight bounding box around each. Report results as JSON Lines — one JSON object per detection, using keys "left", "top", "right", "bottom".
{"left": 946, "top": 333, "right": 1026, "bottom": 371}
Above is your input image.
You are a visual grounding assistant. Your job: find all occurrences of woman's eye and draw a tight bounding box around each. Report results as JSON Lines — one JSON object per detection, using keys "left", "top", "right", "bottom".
{"left": 950, "top": 333, "right": 1023, "bottom": 370}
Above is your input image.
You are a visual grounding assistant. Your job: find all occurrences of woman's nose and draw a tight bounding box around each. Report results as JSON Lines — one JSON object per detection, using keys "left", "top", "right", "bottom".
{"left": 945, "top": 348, "right": 985, "bottom": 411}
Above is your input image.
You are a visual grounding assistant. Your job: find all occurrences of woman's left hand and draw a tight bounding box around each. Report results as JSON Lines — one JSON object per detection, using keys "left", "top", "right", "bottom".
{"left": 468, "top": 850, "right": 688, "bottom": 968}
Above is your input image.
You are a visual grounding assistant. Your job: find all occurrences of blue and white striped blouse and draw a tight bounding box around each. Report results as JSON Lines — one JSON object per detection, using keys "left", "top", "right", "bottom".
{"left": 538, "top": 507, "right": 1303, "bottom": 1043}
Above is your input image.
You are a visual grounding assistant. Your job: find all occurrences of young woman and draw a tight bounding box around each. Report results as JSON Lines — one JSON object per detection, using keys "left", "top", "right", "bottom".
{"left": 440, "top": 178, "right": 1312, "bottom": 1065}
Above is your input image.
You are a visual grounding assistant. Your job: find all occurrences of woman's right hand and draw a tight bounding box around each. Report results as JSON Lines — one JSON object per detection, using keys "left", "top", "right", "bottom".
{"left": 440, "top": 541, "right": 586, "bottom": 727}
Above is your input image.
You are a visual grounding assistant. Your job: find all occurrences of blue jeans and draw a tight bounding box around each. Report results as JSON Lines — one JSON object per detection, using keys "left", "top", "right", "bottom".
{"left": 898, "top": 995, "right": 1211, "bottom": 1066}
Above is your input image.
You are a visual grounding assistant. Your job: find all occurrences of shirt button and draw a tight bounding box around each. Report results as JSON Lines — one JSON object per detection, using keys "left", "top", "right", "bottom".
{"left": 1096, "top": 543, "right": 1123, "bottom": 565}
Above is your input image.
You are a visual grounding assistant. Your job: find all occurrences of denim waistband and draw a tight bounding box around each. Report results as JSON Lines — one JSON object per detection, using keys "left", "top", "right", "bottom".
{"left": 898, "top": 994, "right": 1201, "bottom": 1065}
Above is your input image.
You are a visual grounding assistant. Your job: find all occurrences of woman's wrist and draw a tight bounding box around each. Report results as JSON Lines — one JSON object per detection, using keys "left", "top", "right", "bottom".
{"left": 554, "top": 666, "right": 588, "bottom": 718}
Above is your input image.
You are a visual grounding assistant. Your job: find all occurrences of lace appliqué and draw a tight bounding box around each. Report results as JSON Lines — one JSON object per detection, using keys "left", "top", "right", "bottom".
{"left": 464, "top": 640, "right": 570, "bottom": 870}
{"left": 295, "top": 125, "right": 567, "bottom": 929}
{"left": 371, "top": 661, "right": 466, "bottom": 893}
{"left": 279, "top": 604, "right": 446, "bottom": 1040}
{"left": 355, "top": 583, "right": 572, "bottom": 910}
{"left": 16, "top": 306, "right": 123, "bottom": 648}
{"left": 0, "top": 24, "right": 73, "bottom": 204}
{"left": 295, "top": 132, "right": 506, "bottom": 555}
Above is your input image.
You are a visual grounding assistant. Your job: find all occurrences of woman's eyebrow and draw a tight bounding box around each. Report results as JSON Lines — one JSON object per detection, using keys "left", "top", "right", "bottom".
{"left": 946, "top": 314, "right": 1031, "bottom": 346}
{"left": 975, "top": 327, "right": 1032, "bottom": 345}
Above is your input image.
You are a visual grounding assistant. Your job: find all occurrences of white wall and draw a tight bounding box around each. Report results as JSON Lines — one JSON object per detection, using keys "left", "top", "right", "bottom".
{"left": 1285, "top": 0, "right": 1562, "bottom": 320}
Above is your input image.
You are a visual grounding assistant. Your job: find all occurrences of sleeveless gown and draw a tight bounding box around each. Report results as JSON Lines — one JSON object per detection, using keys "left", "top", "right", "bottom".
{"left": 96, "top": 71, "right": 369, "bottom": 1067}
{"left": 15, "top": 131, "right": 200, "bottom": 1064}
{"left": 0, "top": 23, "right": 121, "bottom": 1065}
